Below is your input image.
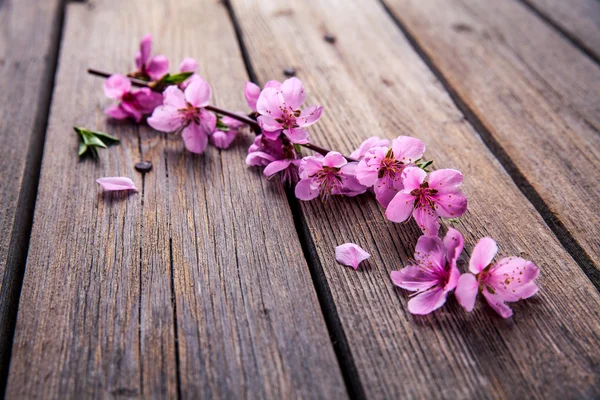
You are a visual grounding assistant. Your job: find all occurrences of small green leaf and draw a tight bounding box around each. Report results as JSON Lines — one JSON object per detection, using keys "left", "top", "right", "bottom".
{"left": 92, "top": 130, "right": 120, "bottom": 144}
{"left": 419, "top": 160, "right": 433, "bottom": 169}
{"left": 78, "top": 142, "right": 88, "bottom": 157}
{"left": 160, "top": 72, "right": 194, "bottom": 85}
{"left": 294, "top": 144, "right": 302, "bottom": 154}
{"left": 447, "top": 218, "right": 460, "bottom": 223}
{"left": 81, "top": 131, "right": 107, "bottom": 148}
{"left": 216, "top": 119, "right": 230, "bottom": 132}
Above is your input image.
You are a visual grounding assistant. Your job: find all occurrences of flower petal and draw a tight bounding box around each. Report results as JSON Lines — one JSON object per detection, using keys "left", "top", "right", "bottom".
{"left": 182, "top": 122, "right": 209, "bottom": 154}
{"left": 147, "top": 106, "right": 184, "bottom": 132}
{"left": 385, "top": 191, "right": 416, "bottom": 222}
{"left": 104, "top": 104, "right": 130, "bottom": 120}
{"left": 355, "top": 146, "right": 387, "bottom": 187}
{"left": 413, "top": 205, "right": 440, "bottom": 236}
{"left": 163, "top": 85, "right": 187, "bottom": 109}
{"left": 244, "top": 81, "right": 261, "bottom": 112}
{"left": 246, "top": 151, "right": 275, "bottom": 167}
{"left": 323, "top": 152, "right": 347, "bottom": 168}
{"left": 138, "top": 34, "right": 152, "bottom": 67}
{"left": 146, "top": 55, "right": 169, "bottom": 80}
{"left": 296, "top": 105, "right": 323, "bottom": 127}
{"left": 263, "top": 159, "right": 292, "bottom": 178}
{"left": 131, "top": 88, "right": 163, "bottom": 114}
{"left": 482, "top": 289, "right": 513, "bottom": 318}
{"left": 284, "top": 127, "right": 309, "bottom": 144}
{"left": 434, "top": 192, "right": 468, "bottom": 219}
{"left": 350, "top": 136, "right": 390, "bottom": 160}
{"left": 295, "top": 179, "right": 319, "bottom": 201}
{"left": 428, "top": 169, "right": 464, "bottom": 194}
{"left": 179, "top": 57, "right": 198, "bottom": 73}
{"left": 414, "top": 235, "right": 445, "bottom": 269}
{"left": 103, "top": 74, "right": 131, "bottom": 100}
{"left": 210, "top": 129, "right": 237, "bottom": 149}
{"left": 407, "top": 287, "right": 448, "bottom": 315}
{"left": 390, "top": 266, "right": 438, "bottom": 292}
{"left": 455, "top": 273, "right": 478, "bottom": 312}
{"left": 96, "top": 177, "right": 137, "bottom": 191}
{"left": 487, "top": 257, "right": 539, "bottom": 302}
{"left": 391, "top": 136, "right": 426, "bottom": 164}
{"left": 185, "top": 78, "right": 212, "bottom": 108}
{"left": 281, "top": 77, "right": 306, "bottom": 109}
{"left": 257, "top": 87, "right": 284, "bottom": 119}
{"left": 374, "top": 175, "right": 403, "bottom": 208}
{"left": 469, "top": 237, "right": 498, "bottom": 274}
{"left": 443, "top": 228, "right": 464, "bottom": 268}
{"left": 335, "top": 243, "right": 370, "bottom": 269}
{"left": 401, "top": 167, "right": 427, "bottom": 191}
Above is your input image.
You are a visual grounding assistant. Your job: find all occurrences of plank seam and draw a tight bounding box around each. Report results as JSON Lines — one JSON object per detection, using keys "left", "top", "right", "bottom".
{"left": 378, "top": 0, "right": 600, "bottom": 291}
{"left": 0, "top": 0, "right": 68, "bottom": 396}
{"left": 222, "top": 1, "right": 366, "bottom": 398}
{"left": 517, "top": 0, "right": 600, "bottom": 66}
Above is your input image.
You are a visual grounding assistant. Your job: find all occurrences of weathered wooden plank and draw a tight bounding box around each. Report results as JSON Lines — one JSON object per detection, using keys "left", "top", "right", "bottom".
{"left": 6, "top": 0, "right": 346, "bottom": 398}
{"left": 0, "top": 0, "right": 64, "bottom": 389}
{"left": 522, "top": 0, "right": 600, "bottom": 62}
{"left": 229, "top": 0, "right": 600, "bottom": 397}
{"left": 381, "top": 0, "right": 600, "bottom": 277}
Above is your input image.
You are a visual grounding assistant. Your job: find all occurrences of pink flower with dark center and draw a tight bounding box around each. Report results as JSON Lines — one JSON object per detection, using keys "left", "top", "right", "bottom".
{"left": 147, "top": 79, "right": 216, "bottom": 154}
{"left": 295, "top": 152, "right": 366, "bottom": 202}
{"left": 133, "top": 34, "right": 169, "bottom": 81}
{"left": 349, "top": 136, "right": 390, "bottom": 160}
{"left": 103, "top": 74, "right": 162, "bottom": 122}
{"left": 256, "top": 77, "right": 323, "bottom": 144}
{"left": 390, "top": 228, "right": 463, "bottom": 315}
{"left": 455, "top": 237, "right": 539, "bottom": 318}
{"left": 386, "top": 167, "right": 467, "bottom": 236}
{"left": 355, "top": 136, "right": 426, "bottom": 207}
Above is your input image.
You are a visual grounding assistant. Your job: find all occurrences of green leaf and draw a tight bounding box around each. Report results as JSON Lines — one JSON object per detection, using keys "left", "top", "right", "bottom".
{"left": 447, "top": 218, "right": 460, "bottom": 223}
{"left": 91, "top": 130, "right": 120, "bottom": 144}
{"left": 419, "top": 160, "right": 433, "bottom": 170}
{"left": 81, "top": 131, "right": 107, "bottom": 148}
{"left": 78, "top": 142, "right": 88, "bottom": 157}
{"left": 294, "top": 144, "right": 302, "bottom": 154}
{"left": 160, "top": 72, "right": 194, "bottom": 85}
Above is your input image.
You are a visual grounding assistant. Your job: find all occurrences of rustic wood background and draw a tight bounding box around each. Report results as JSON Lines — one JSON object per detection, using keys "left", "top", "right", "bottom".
{"left": 0, "top": 0, "right": 599, "bottom": 398}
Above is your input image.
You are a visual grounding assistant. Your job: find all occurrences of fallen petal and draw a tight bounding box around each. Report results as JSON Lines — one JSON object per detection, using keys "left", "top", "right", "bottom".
{"left": 335, "top": 243, "right": 371, "bottom": 269}
{"left": 96, "top": 177, "right": 137, "bottom": 192}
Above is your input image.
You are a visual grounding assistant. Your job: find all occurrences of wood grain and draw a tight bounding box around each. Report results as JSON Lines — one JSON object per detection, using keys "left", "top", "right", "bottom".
{"left": 0, "top": 0, "right": 64, "bottom": 388}
{"left": 381, "top": 0, "right": 600, "bottom": 277}
{"left": 6, "top": 0, "right": 346, "bottom": 398}
{"left": 522, "top": 0, "right": 600, "bottom": 62}
{"left": 228, "top": 0, "right": 600, "bottom": 397}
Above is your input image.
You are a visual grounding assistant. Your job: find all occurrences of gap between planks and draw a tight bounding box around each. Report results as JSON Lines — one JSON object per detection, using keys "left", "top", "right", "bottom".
{"left": 222, "top": 1, "right": 366, "bottom": 398}
{"left": 377, "top": 0, "right": 600, "bottom": 290}
{"left": 0, "top": 0, "right": 67, "bottom": 396}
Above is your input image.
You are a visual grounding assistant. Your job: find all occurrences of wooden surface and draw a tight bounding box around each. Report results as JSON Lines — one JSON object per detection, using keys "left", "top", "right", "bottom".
{"left": 0, "top": 0, "right": 64, "bottom": 390}
{"left": 229, "top": 0, "right": 600, "bottom": 397}
{"left": 522, "top": 0, "right": 600, "bottom": 62}
{"left": 1, "top": 0, "right": 599, "bottom": 398}
{"left": 5, "top": 0, "right": 346, "bottom": 398}
{"left": 382, "top": 0, "right": 600, "bottom": 281}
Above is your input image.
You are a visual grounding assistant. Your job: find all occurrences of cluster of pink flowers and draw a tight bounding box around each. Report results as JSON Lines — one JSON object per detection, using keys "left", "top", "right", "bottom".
{"left": 97, "top": 35, "right": 540, "bottom": 319}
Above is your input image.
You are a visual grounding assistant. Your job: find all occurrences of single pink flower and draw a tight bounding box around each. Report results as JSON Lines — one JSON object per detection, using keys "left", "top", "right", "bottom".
{"left": 295, "top": 152, "right": 366, "bottom": 201}
{"left": 210, "top": 116, "right": 243, "bottom": 149}
{"left": 336, "top": 243, "right": 371, "bottom": 269}
{"left": 103, "top": 74, "right": 162, "bottom": 122}
{"left": 390, "top": 228, "right": 463, "bottom": 315}
{"left": 455, "top": 237, "right": 539, "bottom": 318}
{"left": 147, "top": 79, "right": 216, "bottom": 154}
{"left": 96, "top": 177, "right": 137, "bottom": 192}
{"left": 355, "top": 136, "right": 426, "bottom": 207}
{"left": 386, "top": 167, "right": 467, "bottom": 236}
{"left": 349, "top": 136, "right": 390, "bottom": 160}
{"left": 256, "top": 77, "right": 323, "bottom": 144}
{"left": 134, "top": 34, "right": 169, "bottom": 81}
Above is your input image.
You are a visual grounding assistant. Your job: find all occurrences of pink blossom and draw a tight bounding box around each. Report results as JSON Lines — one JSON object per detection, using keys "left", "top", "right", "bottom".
{"left": 96, "top": 177, "right": 137, "bottom": 192}
{"left": 134, "top": 34, "right": 169, "bottom": 81}
{"left": 147, "top": 79, "right": 216, "bottom": 154}
{"left": 295, "top": 152, "right": 366, "bottom": 201}
{"left": 455, "top": 237, "right": 539, "bottom": 318}
{"left": 210, "top": 116, "right": 243, "bottom": 149}
{"left": 386, "top": 167, "right": 467, "bottom": 236}
{"left": 390, "top": 228, "right": 463, "bottom": 315}
{"left": 245, "top": 134, "right": 285, "bottom": 167}
{"left": 336, "top": 243, "right": 371, "bottom": 269}
{"left": 349, "top": 136, "right": 390, "bottom": 160}
{"left": 256, "top": 77, "right": 323, "bottom": 144}
{"left": 355, "top": 136, "right": 426, "bottom": 207}
{"left": 103, "top": 74, "right": 162, "bottom": 122}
